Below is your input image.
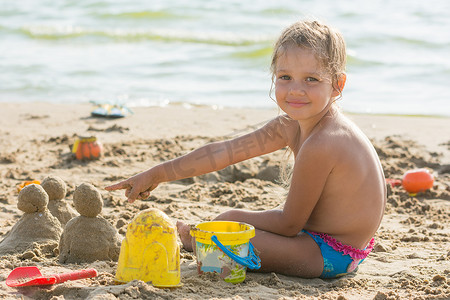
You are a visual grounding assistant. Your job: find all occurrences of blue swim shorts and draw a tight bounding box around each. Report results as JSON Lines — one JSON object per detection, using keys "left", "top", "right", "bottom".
{"left": 302, "top": 230, "right": 375, "bottom": 279}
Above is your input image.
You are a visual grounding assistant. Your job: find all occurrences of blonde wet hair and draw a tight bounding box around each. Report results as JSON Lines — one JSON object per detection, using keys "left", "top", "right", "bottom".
{"left": 270, "top": 20, "right": 347, "bottom": 96}
{"left": 270, "top": 20, "right": 347, "bottom": 190}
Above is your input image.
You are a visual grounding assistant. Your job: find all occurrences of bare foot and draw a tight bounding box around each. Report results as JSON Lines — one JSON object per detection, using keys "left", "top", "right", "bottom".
{"left": 176, "top": 221, "right": 194, "bottom": 252}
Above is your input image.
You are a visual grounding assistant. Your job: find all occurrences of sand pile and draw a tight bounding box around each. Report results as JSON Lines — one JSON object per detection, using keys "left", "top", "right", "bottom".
{"left": 41, "top": 175, "right": 78, "bottom": 225}
{"left": 0, "top": 184, "right": 62, "bottom": 256}
{"left": 59, "top": 183, "right": 121, "bottom": 264}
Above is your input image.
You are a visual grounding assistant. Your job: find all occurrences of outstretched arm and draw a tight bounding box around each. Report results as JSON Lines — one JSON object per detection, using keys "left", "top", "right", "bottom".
{"left": 106, "top": 116, "right": 291, "bottom": 203}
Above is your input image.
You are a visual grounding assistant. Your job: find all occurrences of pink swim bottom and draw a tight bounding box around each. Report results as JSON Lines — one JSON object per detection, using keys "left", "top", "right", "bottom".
{"left": 303, "top": 230, "right": 375, "bottom": 278}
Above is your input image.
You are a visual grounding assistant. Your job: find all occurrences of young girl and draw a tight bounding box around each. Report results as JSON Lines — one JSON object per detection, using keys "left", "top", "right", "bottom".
{"left": 106, "top": 20, "right": 386, "bottom": 279}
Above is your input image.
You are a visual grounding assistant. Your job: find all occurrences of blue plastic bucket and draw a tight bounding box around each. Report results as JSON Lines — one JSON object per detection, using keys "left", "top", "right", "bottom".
{"left": 190, "top": 221, "right": 261, "bottom": 283}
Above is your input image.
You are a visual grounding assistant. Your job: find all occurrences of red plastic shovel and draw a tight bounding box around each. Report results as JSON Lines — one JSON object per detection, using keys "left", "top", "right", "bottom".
{"left": 6, "top": 266, "right": 98, "bottom": 287}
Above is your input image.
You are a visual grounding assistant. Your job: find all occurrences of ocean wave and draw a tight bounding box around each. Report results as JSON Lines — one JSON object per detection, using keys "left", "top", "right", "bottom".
{"left": 354, "top": 34, "right": 450, "bottom": 49}
{"left": 18, "top": 24, "right": 270, "bottom": 46}
{"left": 231, "top": 46, "right": 273, "bottom": 59}
{"left": 97, "top": 10, "right": 180, "bottom": 20}
{"left": 346, "top": 54, "right": 384, "bottom": 67}
{"left": 392, "top": 35, "right": 450, "bottom": 48}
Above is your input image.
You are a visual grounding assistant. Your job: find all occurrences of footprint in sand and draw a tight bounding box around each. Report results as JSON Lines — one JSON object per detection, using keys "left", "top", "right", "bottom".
{"left": 59, "top": 183, "right": 121, "bottom": 263}
{"left": 41, "top": 175, "right": 77, "bottom": 226}
{"left": 0, "top": 184, "right": 62, "bottom": 255}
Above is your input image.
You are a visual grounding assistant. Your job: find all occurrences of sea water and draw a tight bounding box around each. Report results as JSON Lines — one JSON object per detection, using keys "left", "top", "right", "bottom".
{"left": 1, "top": 0, "right": 449, "bottom": 116}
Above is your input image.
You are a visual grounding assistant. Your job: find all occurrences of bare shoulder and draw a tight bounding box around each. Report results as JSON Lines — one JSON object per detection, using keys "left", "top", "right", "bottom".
{"left": 307, "top": 112, "right": 371, "bottom": 155}
{"left": 263, "top": 115, "right": 300, "bottom": 147}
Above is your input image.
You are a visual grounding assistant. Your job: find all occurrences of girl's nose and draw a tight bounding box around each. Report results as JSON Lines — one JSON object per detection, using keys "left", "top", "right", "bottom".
{"left": 288, "top": 82, "right": 306, "bottom": 95}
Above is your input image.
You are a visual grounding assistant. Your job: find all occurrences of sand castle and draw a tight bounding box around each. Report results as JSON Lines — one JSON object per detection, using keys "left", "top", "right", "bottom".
{"left": 0, "top": 184, "right": 63, "bottom": 255}
{"left": 59, "top": 183, "right": 121, "bottom": 263}
{"left": 41, "top": 175, "right": 77, "bottom": 226}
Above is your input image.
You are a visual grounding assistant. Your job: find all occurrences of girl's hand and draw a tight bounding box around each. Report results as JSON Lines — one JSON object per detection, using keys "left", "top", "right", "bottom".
{"left": 105, "top": 171, "right": 159, "bottom": 203}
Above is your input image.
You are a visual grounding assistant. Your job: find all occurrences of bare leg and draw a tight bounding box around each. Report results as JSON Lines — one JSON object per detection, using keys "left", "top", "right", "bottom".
{"left": 215, "top": 209, "right": 324, "bottom": 278}
{"left": 250, "top": 228, "right": 323, "bottom": 277}
{"left": 176, "top": 221, "right": 194, "bottom": 252}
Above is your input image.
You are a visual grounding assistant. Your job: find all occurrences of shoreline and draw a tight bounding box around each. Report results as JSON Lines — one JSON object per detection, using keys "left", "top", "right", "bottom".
{"left": 1, "top": 101, "right": 449, "bottom": 163}
{"left": 4, "top": 99, "right": 450, "bottom": 118}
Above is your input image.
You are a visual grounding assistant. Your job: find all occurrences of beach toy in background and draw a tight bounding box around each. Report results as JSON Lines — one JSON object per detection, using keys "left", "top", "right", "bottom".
{"left": 91, "top": 103, "right": 132, "bottom": 118}
{"left": 115, "top": 208, "right": 181, "bottom": 287}
{"left": 402, "top": 168, "right": 434, "bottom": 195}
{"left": 190, "top": 221, "right": 261, "bottom": 284}
{"left": 72, "top": 136, "right": 103, "bottom": 160}
{"left": 17, "top": 180, "right": 40, "bottom": 193}
{"left": 6, "top": 266, "right": 97, "bottom": 287}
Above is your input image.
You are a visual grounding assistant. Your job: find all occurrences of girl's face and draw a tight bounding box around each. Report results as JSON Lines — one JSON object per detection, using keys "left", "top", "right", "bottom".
{"left": 274, "top": 46, "right": 339, "bottom": 121}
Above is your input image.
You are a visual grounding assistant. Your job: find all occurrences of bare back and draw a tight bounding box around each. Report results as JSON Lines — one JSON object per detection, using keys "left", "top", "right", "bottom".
{"left": 285, "top": 110, "right": 386, "bottom": 249}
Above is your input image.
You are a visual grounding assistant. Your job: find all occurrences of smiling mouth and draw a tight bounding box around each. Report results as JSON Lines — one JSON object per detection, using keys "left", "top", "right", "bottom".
{"left": 287, "top": 101, "right": 308, "bottom": 108}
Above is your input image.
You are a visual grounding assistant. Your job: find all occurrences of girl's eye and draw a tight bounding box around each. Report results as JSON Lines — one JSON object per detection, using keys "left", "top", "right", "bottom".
{"left": 306, "top": 77, "right": 318, "bottom": 82}
{"left": 279, "top": 75, "right": 291, "bottom": 80}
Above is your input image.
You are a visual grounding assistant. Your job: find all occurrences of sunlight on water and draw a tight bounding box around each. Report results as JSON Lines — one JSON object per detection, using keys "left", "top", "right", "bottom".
{"left": 0, "top": 0, "right": 449, "bottom": 116}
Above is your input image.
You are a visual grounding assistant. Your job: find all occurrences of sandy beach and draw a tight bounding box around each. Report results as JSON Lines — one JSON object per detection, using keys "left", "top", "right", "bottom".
{"left": 0, "top": 102, "right": 448, "bottom": 299}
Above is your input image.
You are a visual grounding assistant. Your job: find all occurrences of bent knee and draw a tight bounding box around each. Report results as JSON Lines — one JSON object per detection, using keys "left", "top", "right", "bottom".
{"left": 213, "top": 209, "right": 242, "bottom": 221}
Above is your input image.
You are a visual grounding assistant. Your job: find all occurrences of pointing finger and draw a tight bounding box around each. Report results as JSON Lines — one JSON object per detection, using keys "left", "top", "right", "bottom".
{"left": 105, "top": 181, "right": 130, "bottom": 191}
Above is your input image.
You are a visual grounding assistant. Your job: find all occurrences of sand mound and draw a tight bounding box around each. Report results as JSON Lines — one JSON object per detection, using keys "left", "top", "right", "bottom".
{"left": 73, "top": 183, "right": 103, "bottom": 217}
{"left": 17, "top": 183, "right": 48, "bottom": 213}
{"left": 0, "top": 185, "right": 62, "bottom": 255}
{"left": 41, "top": 175, "right": 77, "bottom": 225}
{"left": 59, "top": 183, "right": 121, "bottom": 263}
{"left": 59, "top": 216, "right": 122, "bottom": 264}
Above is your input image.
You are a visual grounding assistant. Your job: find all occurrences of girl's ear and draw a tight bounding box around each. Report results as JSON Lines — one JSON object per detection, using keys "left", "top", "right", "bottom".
{"left": 332, "top": 73, "right": 347, "bottom": 97}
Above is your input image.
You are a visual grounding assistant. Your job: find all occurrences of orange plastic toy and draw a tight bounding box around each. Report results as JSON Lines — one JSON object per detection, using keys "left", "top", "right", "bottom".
{"left": 72, "top": 136, "right": 103, "bottom": 160}
{"left": 17, "top": 180, "right": 41, "bottom": 193}
{"left": 402, "top": 168, "right": 434, "bottom": 195}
